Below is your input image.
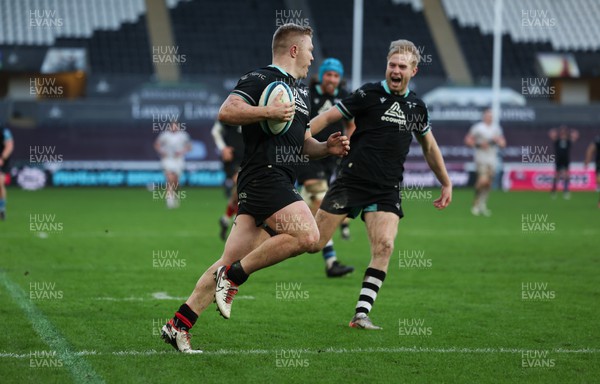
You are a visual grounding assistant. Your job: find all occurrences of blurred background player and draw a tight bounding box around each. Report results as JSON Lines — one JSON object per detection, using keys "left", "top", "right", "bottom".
{"left": 549, "top": 125, "right": 579, "bottom": 199}
{"left": 0, "top": 123, "right": 14, "bottom": 220}
{"left": 464, "top": 108, "right": 506, "bottom": 216}
{"left": 153, "top": 121, "right": 192, "bottom": 209}
{"left": 211, "top": 120, "right": 244, "bottom": 240}
{"left": 299, "top": 58, "right": 355, "bottom": 277}
{"left": 584, "top": 133, "right": 600, "bottom": 207}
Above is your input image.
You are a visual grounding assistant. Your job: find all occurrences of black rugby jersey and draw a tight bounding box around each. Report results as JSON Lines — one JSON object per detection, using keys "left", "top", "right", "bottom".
{"left": 595, "top": 136, "right": 600, "bottom": 165}
{"left": 310, "top": 83, "right": 349, "bottom": 141}
{"left": 335, "top": 80, "right": 430, "bottom": 187}
{"left": 222, "top": 123, "right": 244, "bottom": 154}
{"left": 230, "top": 65, "right": 311, "bottom": 190}
{"left": 554, "top": 138, "right": 571, "bottom": 162}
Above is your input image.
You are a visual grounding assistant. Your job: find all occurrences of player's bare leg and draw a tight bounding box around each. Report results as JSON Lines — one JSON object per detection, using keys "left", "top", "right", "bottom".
{"left": 215, "top": 201, "right": 320, "bottom": 318}
{"left": 164, "top": 171, "right": 179, "bottom": 208}
{"left": 551, "top": 169, "right": 566, "bottom": 199}
{"left": 311, "top": 208, "right": 347, "bottom": 251}
{"left": 189, "top": 214, "right": 269, "bottom": 314}
{"left": 220, "top": 172, "right": 238, "bottom": 240}
{"left": 561, "top": 169, "right": 571, "bottom": 199}
{"left": 302, "top": 181, "right": 353, "bottom": 277}
{"left": 472, "top": 171, "right": 491, "bottom": 216}
{"left": 161, "top": 214, "right": 269, "bottom": 352}
{"left": 349, "top": 211, "right": 399, "bottom": 330}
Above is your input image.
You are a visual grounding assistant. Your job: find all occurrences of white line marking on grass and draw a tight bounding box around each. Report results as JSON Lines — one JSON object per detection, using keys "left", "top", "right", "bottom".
{"left": 0, "top": 271, "right": 105, "bottom": 383}
{"left": 93, "top": 292, "right": 255, "bottom": 302}
{"left": 2, "top": 347, "right": 598, "bottom": 359}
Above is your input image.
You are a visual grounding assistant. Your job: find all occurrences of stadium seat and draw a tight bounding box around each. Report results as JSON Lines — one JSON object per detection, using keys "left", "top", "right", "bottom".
{"left": 442, "top": 0, "right": 600, "bottom": 79}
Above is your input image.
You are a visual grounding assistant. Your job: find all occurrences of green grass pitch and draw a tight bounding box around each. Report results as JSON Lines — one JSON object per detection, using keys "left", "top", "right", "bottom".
{"left": 1, "top": 187, "right": 598, "bottom": 383}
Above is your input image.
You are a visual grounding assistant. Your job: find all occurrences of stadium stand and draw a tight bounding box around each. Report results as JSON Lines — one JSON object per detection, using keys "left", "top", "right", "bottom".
{"left": 0, "top": 0, "right": 160, "bottom": 74}
{"left": 443, "top": 0, "right": 600, "bottom": 79}
{"left": 0, "top": 0, "right": 147, "bottom": 44}
{"left": 168, "top": 0, "right": 287, "bottom": 75}
{"left": 308, "top": 0, "right": 445, "bottom": 78}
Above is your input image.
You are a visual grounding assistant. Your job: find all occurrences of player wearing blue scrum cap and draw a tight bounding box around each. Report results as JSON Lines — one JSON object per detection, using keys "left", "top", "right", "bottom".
{"left": 298, "top": 58, "right": 356, "bottom": 277}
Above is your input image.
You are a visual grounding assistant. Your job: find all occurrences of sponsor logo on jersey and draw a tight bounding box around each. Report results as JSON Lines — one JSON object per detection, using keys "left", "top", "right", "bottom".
{"left": 292, "top": 88, "right": 309, "bottom": 116}
{"left": 381, "top": 102, "right": 406, "bottom": 126}
{"left": 380, "top": 97, "right": 387, "bottom": 104}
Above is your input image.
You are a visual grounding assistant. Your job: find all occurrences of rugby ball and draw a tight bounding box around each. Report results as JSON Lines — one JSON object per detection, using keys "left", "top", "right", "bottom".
{"left": 258, "top": 81, "right": 295, "bottom": 136}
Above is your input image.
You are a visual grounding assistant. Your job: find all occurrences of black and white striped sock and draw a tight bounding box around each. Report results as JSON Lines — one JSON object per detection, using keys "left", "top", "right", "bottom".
{"left": 355, "top": 267, "right": 386, "bottom": 315}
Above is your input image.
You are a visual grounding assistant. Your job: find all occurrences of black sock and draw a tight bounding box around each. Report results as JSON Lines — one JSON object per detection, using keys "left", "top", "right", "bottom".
{"left": 341, "top": 222, "right": 349, "bottom": 230}
{"left": 226, "top": 260, "right": 249, "bottom": 285}
{"left": 173, "top": 303, "right": 198, "bottom": 331}
{"left": 355, "top": 268, "right": 386, "bottom": 315}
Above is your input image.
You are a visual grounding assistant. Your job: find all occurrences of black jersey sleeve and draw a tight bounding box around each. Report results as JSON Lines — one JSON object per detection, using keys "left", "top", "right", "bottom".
{"left": 335, "top": 86, "right": 371, "bottom": 120}
{"left": 230, "top": 72, "right": 269, "bottom": 106}
{"left": 413, "top": 103, "right": 431, "bottom": 137}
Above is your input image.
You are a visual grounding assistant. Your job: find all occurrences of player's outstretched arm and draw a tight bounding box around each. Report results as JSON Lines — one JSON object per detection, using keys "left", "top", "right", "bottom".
{"left": 310, "top": 106, "right": 344, "bottom": 136}
{"left": 464, "top": 132, "right": 475, "bottom": 148}
{"left": 585, "top": 142, "right": 596, "bottom": 169}
{"left": 416, "top": 131, "right": 452, "bottom": 210}
{"left": 302, "top": 131, "right": 349, "bottom": 160}
{"left": 344, "top": 119, "right": 356, "bottom": 139}
{"left": 218, "top": 93, "right": 294, "bottom": 126}
{"left": 494, "top": 134, "right": 507, "bottom": 148}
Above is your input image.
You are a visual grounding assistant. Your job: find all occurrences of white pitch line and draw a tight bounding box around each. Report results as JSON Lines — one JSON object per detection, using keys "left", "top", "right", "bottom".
{"left": 1, "top": 347, "right": 598, "bottom": 359}
{"left": 93, "top": 292, "right": 255, "bottom": 302}
{"left": 0, "top": 271, "right": 104, "bottom": 383}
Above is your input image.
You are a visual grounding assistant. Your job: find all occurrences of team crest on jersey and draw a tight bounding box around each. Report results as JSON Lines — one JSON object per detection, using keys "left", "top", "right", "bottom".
{"left": 297, "top": 87, "right": 308, "bottom": 97}
{"left": 381, "top": 102, "right": 406, "bottom": 127}
{"left": 318, "top": 99, "right": 334, "bottom": 114}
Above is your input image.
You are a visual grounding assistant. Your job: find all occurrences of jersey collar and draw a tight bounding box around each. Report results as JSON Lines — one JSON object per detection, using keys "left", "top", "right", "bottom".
{"left": 268, "top": 64, "right": 291, "bottom": 77}
{"left": 381, "top": 80, "right": 409, "bottom": 97}
{"left": 315, "top": 84, "right": 338, "bottom": 97}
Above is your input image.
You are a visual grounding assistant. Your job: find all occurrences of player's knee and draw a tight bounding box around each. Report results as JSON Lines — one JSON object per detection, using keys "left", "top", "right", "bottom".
{"left": 373, "top": 238, "right": 394, "bottom": 258}
{"left": 297, "top": 229, "right": 320, "bottom": 253}
{"left": 306, "top": 235, "right": 326, "bottom": 254}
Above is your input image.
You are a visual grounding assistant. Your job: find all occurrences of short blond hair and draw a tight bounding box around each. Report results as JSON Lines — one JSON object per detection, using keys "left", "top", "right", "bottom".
{"left": 388, "top": 39, "right": 420, "bottom": 67}
{"left": 272, "top": 23, "right": 313, "bottom": 56}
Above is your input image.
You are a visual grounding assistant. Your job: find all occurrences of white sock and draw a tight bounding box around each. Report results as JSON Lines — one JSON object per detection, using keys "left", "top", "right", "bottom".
{"left": 324, "top": 240, "right": 336, "bottom": 269}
